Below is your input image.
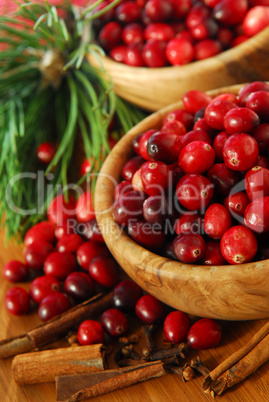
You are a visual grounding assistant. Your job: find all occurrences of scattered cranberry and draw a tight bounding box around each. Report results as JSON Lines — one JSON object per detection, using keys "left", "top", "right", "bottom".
{"left": 113, "top": 280, "right": 142, "bottom": 312}
{"left": 64, "top": 271, "right": 95, "bottom": 300}
{"left": 163, "top": 311, "right": 191, "bottom": 344}
{"left": 77, "top": 320, "right": 104, "bottom": 345}
{"left": 135, "top": 294, "right": 165, "bottom": 324}
{"left": 187, "top": 318, "right": 221, "bottom": 350}
{"left": 3, "top": 260, "right": 29, "bottom": 283}
{"left": 47, "top": 194, "right": 76, "bottom": 225}
{"left": 75, "top": 192, "right": 95, "bottom": 223}
{"left": 77, "top": 240, "right": 110, "bottom": 270}
{"left": 29, "top": 275, "right": 60, "bottom": 304}
{"left": 82, "top": 219, "right": 104, "bottom": 242}
{"left": 44, "top": 251, "right": 77, "bottom": 280}
{"left": 89, "top": 256, "right": 119, "bottom": 288}
{"left": 38, "top": 292, "right": 71, "bottom": 322}
{"left": 24, "top": 240, "right": 54, "bottom": 270}
{"left": 55, "top": 221, "right": 76, "bottom": 240}
{"left": 36, "top": 142, "right": 56, "bottom": 165}
{"left": 56, "top": 233, "right": 84, "bottom": 253}
{"left": 24, "top": 221, "right": 55, "bottom": 246}
{"left": 220, "top": 225, "right": 258, "bottom": 263}
{"left": 101, "top": 308, "right": 128, "bottom": 337}
{"left": 5, "top": 287, "right": 30, "bottom": 316}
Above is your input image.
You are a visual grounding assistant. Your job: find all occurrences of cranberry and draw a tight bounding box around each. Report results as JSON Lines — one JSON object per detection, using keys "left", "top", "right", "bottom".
{"left": 125, "top": 43, "right": 144, "bottom": 66}
{"left": 145, "top": 0, "right": 173, "bottom": 22}
{"left": 222, "top": 133, "right": 259, "bottom": 171}
{"left": 143, "top": 195, "right": 169, "bottom": 225}
{"left": 185, "top": 3, "right": 211, "bottom": 29}
{"left": 77, "top": 320, "right": 104, "bottom": 345}
{"left": 147, "top": 132, "right": 183, "bottom": 164}
{"left": 47, "top": 194, "right": 76, "bottom": 225}
{"left": 24, "top": 240, "right": 54, "bottom": 270}
{"left": 176, "top": 173, "right": 214, "bottom": 211}
{"left": 64, "top": 271, "right": 95, "bottom": 300}
{"left": 161, "top": 120, "right": 187, "bottom": 137}
{"left": 132, "top": 168, "right": 144, "bottom": 191}
{"left": 24, "top": 221, "right": 55, "bottom": 246}
{"left": 217, "top": 27, "right": 233, "bottom": 48}
{"left": 133, "top": 133, "right": 143, "bottom": 154}
{"left": 257, "top": 155, "right": 269, "bottom": 169}
{"left": 114, "top": 180, "right": 133, "bottom": 200}
{"left": 57, "top": 233, "right": 84, "bottom": 253}
{"left": 135, "top": 294, "right": 165, "bottom": 324}
{"left": 204, "top": 99, "right": 237, "bottom": 131}
{"left": 138, "top": 129, "right": 158, "bottom": 160}
{"left": 190, "top": 18, "right": 219, "bottom": 40}
{"left": 116, "top": 1, "right": 141, "bottom": 23}
{"left": 98, "top": 21, "right": 122, "bottom": 50}
{"left": 36, "top": 142, "right": 56, "bottom": 165}
{"left": 224, "top": 191, "right": 249, "bottom": 219}
{"left": 82, "top": 219, "right": 104, "bottom": 242}
{"left": 113, "top": 190, "right": 147, "bottom": 226}
{"left": 182, "top": 90, "right": 212, "bottom": 114}
{"left": 122, "top": 156, "right": 145, "bottom": 182}
{"left": 204, "top": 203, "right": 232, "bottom": 239}
{"left": 181, "top": 129, "right": 212, "bottom": 148}
{"left": 245, "top": 91, "right": 269, "bottom": 122}
{"left": 164, "top": 311, "right": 191, "bottom": 344}
{"left": 5, "top": 287, "right": 30, "bottom": 316}
{"left": 3, "top": 260, "right": 29, "bottom": 283}
{"left": 187, "top": 318, "right": 221, "bottom": 350}
{"left": 214, "top": 93, "right": 239, "bottom": 105}
{"left": 213, "top": 132, "right": 228, "bottom": 161}
{"left": 207, "top": 163, "right": 240, "bottom": 196}
{"left": 231, "top": 34, "right": 249, "bottom": 47}
{"left": 179, "top": 141, "right": 215, "bottom": 174}
{"left": 166, "top": 38, "right": 194, "bottom": 66}
{"left": 92, "top": 1, "right": 115, "bottom": 28}
{"left": 113, "top": 280, "right": 142, "bottom": 311}
{"left": 244, "top": 197, "right": 269, "bottom": 233}
{"left": 55, "top": 221, "right": 76, "bottom": 240}
{"left": 221, "top": 225, "right": 258, "bottom": 264}
{"left": 38, "top": 292, "right": 71, "bottom": 322}
{"left": 101, "top": 308, "right": 128, "bottom": 337}
{"left": 144, "top": 23, "right": 175, "bottom": 41}
{"left": 110, "top": 45, "right": 127, "bottom": 62}
{"left": 200, "top": 240, "right": 227, "bottom": 265}
{"left": 242, "top": 6, "right": 269, "bottom": 37}
{"left": 193, "top": 119, "right": 217, "bottom": 138}
{"left": 141, "top": 161, "right": 170, "bottom": 196}
{"left": 128, "top": 219, "right": 166, "bottom": 250}
{"left": 223, "top": 107, "right": 260, "bottom": 135}
{"left": 245, "top": 166, "right": 269, "bottom": 201}
{"left": 194, "top": 39, "right": 222, "bottom": 60}
{"left": 75, "top": 192, "right": 95, "bottom": 223}
{"left": 44, "top": 251, "right": 76, "bottom": 280}
{"left": 80, "top": 158, "right": 93, "bottom": 176}
{"left": 29, "top": 275, "right": 60, "bottom": 304}
{"left": 122, "top": 23, "right": 144, "bottom": 45}
{"left": 163, "top": 109, "right": 194, "bottom": 131}
{"left": 173, "top": 233, "right": 206, "bottom": 263}
{"left": 142, "top": 39, "right": 167, "bottom": 67}
{"left": 212, "top": 0, "right": 248, "bottom": 25}
{"left": 169, "top": 0, "right": 192, "bottom": 19}
{"left": 174, "top": 212, "right": 204, "bottom": 235}
{"left": 253, "top": 124, "right": 269, "bottom": 155}
{"left": 77, "top": 240, "right": 110, "bottom": 270}
{"left": 238, "top": 81, "right": 269, "bottom": 106}
{"left": 89, "top": 256, "right": 119, "bottom": 288}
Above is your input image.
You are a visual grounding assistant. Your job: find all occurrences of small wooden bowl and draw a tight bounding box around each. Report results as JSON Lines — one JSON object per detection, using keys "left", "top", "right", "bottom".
{"left": 95, "top": 83, "right": 269, "bottom": 321}
{"left": 87, "top": 26, "right": 269, "bottom": 112}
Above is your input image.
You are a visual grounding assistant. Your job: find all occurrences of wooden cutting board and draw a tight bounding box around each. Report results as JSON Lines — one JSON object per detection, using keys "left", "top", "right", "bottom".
{"left": 0, "top": 230, "right": 269, "bottom": 402}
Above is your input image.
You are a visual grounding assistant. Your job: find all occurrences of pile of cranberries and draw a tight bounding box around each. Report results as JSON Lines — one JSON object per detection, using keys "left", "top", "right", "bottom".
{"left": 93, "top": 0, "right": 269, "bottom": 67}
{"left": 113, "top": 81, "right": 269, "bottom": 265}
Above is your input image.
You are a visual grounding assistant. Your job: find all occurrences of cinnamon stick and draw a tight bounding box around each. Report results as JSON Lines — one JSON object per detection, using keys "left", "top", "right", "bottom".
{"left": 0, "top": 292, "right": 113, "bottom": 359}
{"left": 203, "top": 320, "right": 269, "bottom": 396}
{"left": 12, "top": 344, "right": 105, "bottom": 385}
{"left": 60, "top": 361, "right": 166, "bottom": 402}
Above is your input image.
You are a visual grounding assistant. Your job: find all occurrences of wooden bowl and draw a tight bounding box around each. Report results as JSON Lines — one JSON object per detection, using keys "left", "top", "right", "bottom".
{"left": 87, "top": 26, "right": 269, "bottom": 112}
{"left": 95, "top": 83, "right": 269, "bottom": 321}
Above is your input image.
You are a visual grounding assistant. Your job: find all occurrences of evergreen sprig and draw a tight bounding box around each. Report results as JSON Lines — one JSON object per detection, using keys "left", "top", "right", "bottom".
{"left": 0, "top": 1, "right": 146, "bottom": 240}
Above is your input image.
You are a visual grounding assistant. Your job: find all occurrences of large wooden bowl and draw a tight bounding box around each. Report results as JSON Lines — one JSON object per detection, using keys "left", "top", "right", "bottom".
{"left": 87, "top": 26, "right": 269, "bottom": 111}
{"left": 95, "top": 83, "right": 269, "bottom": 321}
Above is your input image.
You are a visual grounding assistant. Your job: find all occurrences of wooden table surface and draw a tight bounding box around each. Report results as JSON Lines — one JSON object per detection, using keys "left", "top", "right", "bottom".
{"left": 1, "top": 230, "right": 269, "bottom": 402}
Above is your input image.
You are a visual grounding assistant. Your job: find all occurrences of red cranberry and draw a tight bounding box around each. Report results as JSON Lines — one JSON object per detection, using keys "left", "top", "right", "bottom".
{"left": 238, "top": 81, "right": 269, "bottom": 106}
{"left": 144, "top": 22, "right": 175, "bottom": 41}
{"left": 145, "top": 0, "right": 173, "bottom": 22}
{"left": 24, "top": 221, "right": 55, "bottom": 246}
{"left": 5, "top": 287, "right": 30, "bottom": 316}
{"left": 242, "top": 6, "right": 269, "bottom": 37}
{"left": 181, "top": 129, "right": 212, "bottom": 148}
{"left": 57, "top": 234, "right": 84, "bottom": 254}
{"left": 77, "top": 320, "right": 104, "bottom": 345}
{"left": 55, "top": 221, "right": 76, "bottom": 240}
{"left": 221, "top": 225, "right": 258, "bottom": 264}
{"left": 187, "top": 318, "right": 221, "bottom": 350}
{"left": 166, "top": 38, "right": 194, "bottom": 66}
{"left": 204, "top": 203, "right": 232, "bottom": 239}
{"left": 212, "top": 0, "right": 248, "bottom": 25}
{"left": 89, "top": 256, "right": 119, "bottom": 288}
{"left": 147, "top": 131, "right": 183, "bottom": 164}
{"left": 194, "top": 39, "right": 222, "bottom": 60}
{"left": 143, "top": 195, "right": 169, "bottom": 225}
{"left": 190, "top": 18, "right": 219, "bottom": 40}
{"left": 29, "top": 275, "right": 60, "bottom": 304}
{"left": 231, "top": 35, "right": 249, "bottom": 47}
{"left": 128, "top": 219, "right": 166, "bottom": 250}
{"left": 110, "top": 45, "right": 127, "bottom": 63}
{"left": 204, "top": 99, "right": 237, "bottom": 131}
{"left": 125, "top": 43, "right": 144, "bottom": 66}
{"left": 38, "top": 292, "right": 71, "bottom": 322}
{"left": 64, "top": 271, "right": 95, "bottom": 300}
{"left": 44, "top": 251, "right": 76, "bottom": 280}
{"left": 217, "top": 27, "right": 233, "bottom": 48}
{"left": 224, "top": 191, "right": 250, "bottom": 219}
{"left": 75, "top": 192, "right": 95, "bottom": 223}
{"left": 142, "top": 39, "right": 167, "bottom": 67}
{"left": 113, "top": 190, "right": 147, "bottom": 226}
{"left": 141, "top": 161, "right": 170, "bottom": 196}
{"left": 174, "top": 212, "right": 204, "bottom": 235}
{"left": 77, "top": 240, "right": 110, "bottom": 270}
{"left": 245, "top": 166, "right": 269, "bottom": 201}
{"left": 116, "top": 1, "right": 141, "bottom": 23}
{"left": 253, "top": 123, "right": 269, "bottom": 155}
{"left": 92, "top": 1, "right": 115, "bottom": 28}
{"left": 186, "top": 3, "right": 211, "bottom": 29}
{"left": 244, "top": 197, "right": 269, "bottom": 233}
{"left": 179, "top": 141, "right": 215, "bottom": 174}
{"left": 161, "top": 120, "right": 187, "bottom": 137}
{"left": 176, "top": 173, "right": 214, "bottom": 211}
{"left": 214, "top": 93, "right": 239, "bottom": 105}
{"left": 163, "top": 109, "right": 194, "bottom": 131}
{"left": 114, "top": 181, "right": 133, "bottom": 200}
{"left": 24, "top": 240, "right": 54, "bottom": 270}
{"left": 138, "top": 129, "right": 158, "bottom": 160}
{"left": 207, "top": 163, "right": 240, "bottom": 196}
{"left": 182, "top": 90, "right": 212, "bottom": 114}
{"left": 113, "top": 280, "right": 142, "bottom": 311}
{"left": 80, "top": 158, "right": 93, "bottom": 176}
{"left": 132, "top": 168, "right": 144, "bottom": 191}
{"left": 169, "top": 0, "right": 192, "bottom": 19}
{"left": 200, "top": 240, "right": 227, "bottom": 265}
{"left": 47, "top": 194, "right": 76, "bottom": 225}
{"left": 213, "top": 131, "right": 229, "bottom": 161}
{"left": 101, "top": 308, "right": 128, "bottom": 337}
{"left": 164, "top": 311, "right": 191, "bottom": 344}
{"left": 82, "top": 219, "right": 104, "bottom": 243}
{"left": 98, "top": 21, "right": 122, "bottom": 50}
{"left": 224, "top": 107, "right": 260, "bottom": 135}
{"left": 222, "top": 133, "right": 259, "bottom": 171}
{"left": 3, "top": 260, "right": 29, "bottom": 283}
{"left": 122, "top": 156, "right": 145, "bottom": 181}
{"left": 135, "top": 294, "right": 165, "bottom": 324}
{"left": 36, "top": 142, "right": 56, "bottom": 164}
{"left": 245, "top": 91, "right": 269, "bottom": 122}
{"left": 173, "top": 233, "right": 206, "bottom": 263}
{"left": 122, "top": 23, "right": 144, "bottom": 45}
{"left": 192, "top": 119, "right": 217, "bottom": 138}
